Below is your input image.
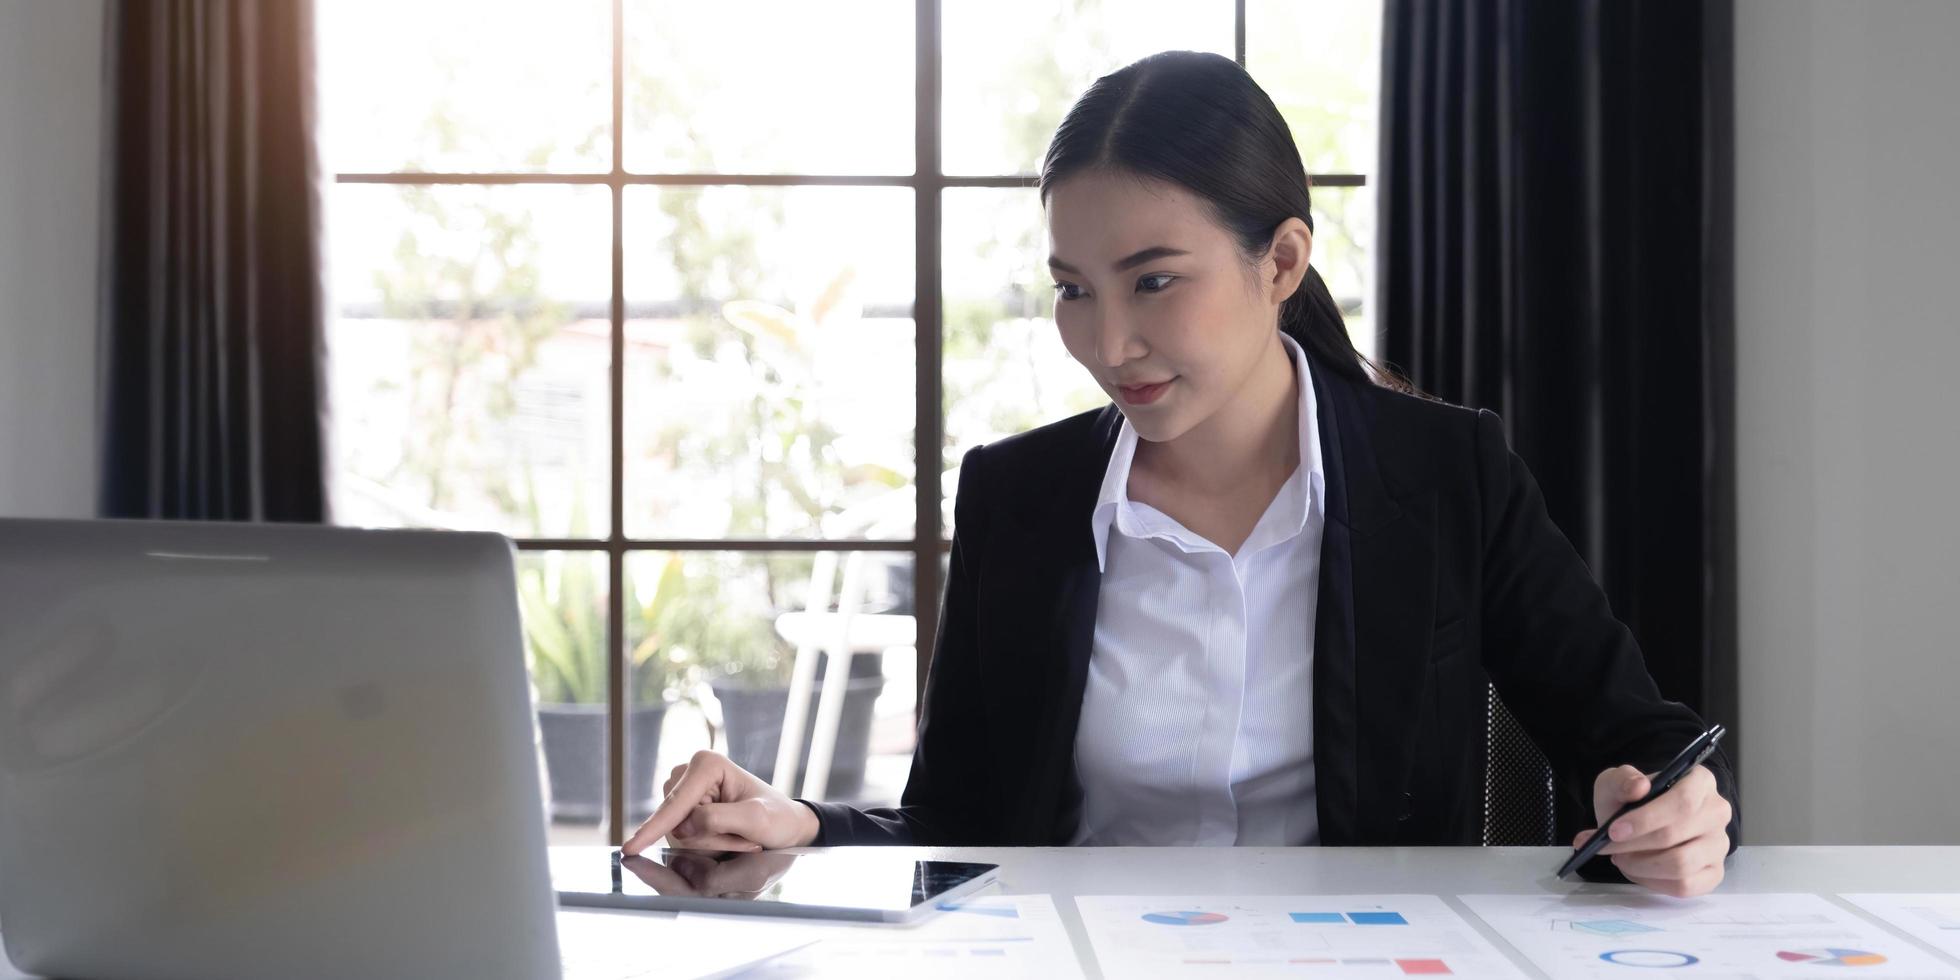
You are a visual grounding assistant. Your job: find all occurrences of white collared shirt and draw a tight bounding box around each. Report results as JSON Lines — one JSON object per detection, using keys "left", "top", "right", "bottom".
{"left": 1071, "top": 333, "right": 1324, "bottom": 846}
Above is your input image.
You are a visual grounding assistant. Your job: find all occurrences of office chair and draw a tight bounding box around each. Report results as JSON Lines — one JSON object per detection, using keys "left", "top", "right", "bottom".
{"left": 1481, "top": 684, "right": 1558, "bottom": 846}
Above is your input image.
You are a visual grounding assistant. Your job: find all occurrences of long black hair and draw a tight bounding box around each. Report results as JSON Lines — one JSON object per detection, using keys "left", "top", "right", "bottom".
{"left": 1039, "top": 50, "right": 1386, "bottom": 388}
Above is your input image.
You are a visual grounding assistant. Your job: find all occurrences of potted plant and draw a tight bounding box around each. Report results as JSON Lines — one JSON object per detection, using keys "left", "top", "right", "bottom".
{"left": 521, "top": 552, "right": 675, "bottom": 825}
{"left": 708, "top": 645, "right": 888, "bottom": 803}
{"left": 686, "top": 552, "right": 893, "bottom": 803}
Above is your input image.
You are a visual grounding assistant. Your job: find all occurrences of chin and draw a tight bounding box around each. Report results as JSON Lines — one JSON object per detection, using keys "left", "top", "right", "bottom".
{"left": 1122, "top": 408, "right": 1194, "bottom": 444}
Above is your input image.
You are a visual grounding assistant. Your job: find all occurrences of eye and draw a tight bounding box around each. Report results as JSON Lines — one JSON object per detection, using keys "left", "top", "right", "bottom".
{"left": 1137, "top": 274, "right": 1177, "bottom": 293}
{"left": 1052, "top": 282, "right": 1086, "bottom": 301}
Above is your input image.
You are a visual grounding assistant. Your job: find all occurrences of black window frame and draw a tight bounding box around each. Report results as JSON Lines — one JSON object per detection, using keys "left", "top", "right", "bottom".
{"left": 331, "top": 0, "right": 1368, "bottom": 843}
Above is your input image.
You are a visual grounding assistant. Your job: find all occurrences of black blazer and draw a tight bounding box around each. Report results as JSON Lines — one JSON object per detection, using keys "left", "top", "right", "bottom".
{"left": 803, "top": 354, "right": 1739, "bottom": 856}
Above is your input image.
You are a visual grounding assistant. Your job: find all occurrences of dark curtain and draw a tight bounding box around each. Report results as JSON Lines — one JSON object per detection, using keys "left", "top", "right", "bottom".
{"left": 1377, "top": 0, "right": 1738, "bottom": 839}
{"left": 99, "top": 0, "right": 328, "bottom": 522}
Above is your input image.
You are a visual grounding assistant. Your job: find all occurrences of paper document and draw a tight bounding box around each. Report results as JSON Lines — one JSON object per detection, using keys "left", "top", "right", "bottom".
{"left": 558, "top": 908, "right": 817, "bottom": 980}
{"left": 1075, "top": 894, "right": 1527, "bottom": 978}
{"left": 695, "top": 893, "right": 1083, "bottom": 979}
{"left": 1843, "top": 895, "right": 1960, "bottom": 964}
{"left": 1461, "top": 892, "right": 1960, "bottom": 979}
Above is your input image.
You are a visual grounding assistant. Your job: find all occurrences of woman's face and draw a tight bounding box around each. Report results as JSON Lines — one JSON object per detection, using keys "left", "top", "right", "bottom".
{"left": 1044, "top": 171, "right": 1308, "bottom": 444}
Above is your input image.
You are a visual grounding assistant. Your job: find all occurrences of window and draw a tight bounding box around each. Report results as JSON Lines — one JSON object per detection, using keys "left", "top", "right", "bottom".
{"left": 317, "top": 0, "right": 1381, "bottom": 845}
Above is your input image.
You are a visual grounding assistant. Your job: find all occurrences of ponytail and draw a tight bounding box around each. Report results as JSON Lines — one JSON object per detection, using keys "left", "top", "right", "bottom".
{"left": 1281, "top": 261, "right": 1417, "bottom": 394}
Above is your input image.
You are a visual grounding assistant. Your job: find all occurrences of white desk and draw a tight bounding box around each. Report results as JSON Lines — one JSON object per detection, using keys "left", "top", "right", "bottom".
{"left": 6, "top": 846, "right": 1958, "bottom": 979}
{"left": 926, "top": 845, "right": 1960, "bottom": 978}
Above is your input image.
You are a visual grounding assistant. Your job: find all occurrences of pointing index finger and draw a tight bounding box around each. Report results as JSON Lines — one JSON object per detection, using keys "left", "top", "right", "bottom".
{"left": 622, "top": 761, "right": 722, "bottom": 856}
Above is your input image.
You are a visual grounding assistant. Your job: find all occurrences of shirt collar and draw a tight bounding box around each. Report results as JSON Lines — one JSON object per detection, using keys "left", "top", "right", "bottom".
{"left": 1090, "top": 333, "right": 1325, "bottom": 572}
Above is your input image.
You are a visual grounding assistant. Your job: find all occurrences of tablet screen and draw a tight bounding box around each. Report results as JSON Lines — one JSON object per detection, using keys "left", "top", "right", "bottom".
{"left": 549, "top": 846, "right": 998, "bottom": 920}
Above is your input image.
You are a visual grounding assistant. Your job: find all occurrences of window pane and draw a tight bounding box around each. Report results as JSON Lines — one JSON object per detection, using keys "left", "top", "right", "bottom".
{"left": 327, "top": 185, "right": 612, "bottom": 537}
{"left": 942, "top": 188, "right": 1107, "bottom": 533}
{"left": 316, "top": 0, "right": 610, "bottom": 173}
{"left": 1309, "top": 185, "right": 1377, "bottom": 360}
{"left": 629, "top": 551, "right": 917, "bottom": 808}
{"left": 1246, "top": 0, "right": 1385, "bottom": 176}
{"left": 942, "top": 0, "right": 1235, "bottom": 176}
{"left": 623, "top": 0, "right": 914, "bottom": 174}
{"left": 623, "top": 187, "right": 915, "bottom": 540}
{"left": 518, "top": 550, "right": 610, "bottom": 845}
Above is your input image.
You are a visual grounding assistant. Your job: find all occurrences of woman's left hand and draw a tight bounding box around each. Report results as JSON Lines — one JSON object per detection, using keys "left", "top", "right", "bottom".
{"left": 1575, "top": 764, "right": 1732, "bottom": 898}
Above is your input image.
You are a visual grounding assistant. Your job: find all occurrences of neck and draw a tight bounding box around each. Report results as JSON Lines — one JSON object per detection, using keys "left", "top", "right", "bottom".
{"left": 1138, "top": 334, "right": 1300, "bottom": 497}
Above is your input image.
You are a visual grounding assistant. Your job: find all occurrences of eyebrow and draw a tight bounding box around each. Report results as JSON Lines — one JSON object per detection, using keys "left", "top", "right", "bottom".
{"left": 1047, "top": 245, "right": 1192, "bottom": 276}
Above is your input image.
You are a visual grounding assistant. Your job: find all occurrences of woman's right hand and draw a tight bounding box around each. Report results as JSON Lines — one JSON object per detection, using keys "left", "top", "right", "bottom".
{"left": 619, "top": 750, "right": 821, "bottom": 856}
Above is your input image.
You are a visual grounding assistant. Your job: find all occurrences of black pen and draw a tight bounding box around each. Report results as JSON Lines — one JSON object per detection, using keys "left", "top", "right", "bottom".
{"left": 1556, "top": 723, "right": 1728, "bottom": 880}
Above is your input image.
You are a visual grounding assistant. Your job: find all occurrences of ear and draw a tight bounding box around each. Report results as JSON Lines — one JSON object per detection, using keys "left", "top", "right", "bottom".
{"left": 1264, "top": 217, "right": 1314, "bottom": 305}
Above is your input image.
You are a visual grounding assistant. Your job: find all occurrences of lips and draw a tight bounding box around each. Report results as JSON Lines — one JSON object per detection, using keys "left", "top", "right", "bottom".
{"left": 1116, "top": 378, "right": 1175, "bottom": 406}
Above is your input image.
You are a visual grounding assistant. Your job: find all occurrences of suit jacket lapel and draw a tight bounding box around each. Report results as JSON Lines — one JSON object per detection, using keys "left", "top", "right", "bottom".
{"left": 1012, "top": 406, "right": 1120, "bottom": 843}
{"left": 1311, "top": 363, "right": 1435, "bottom": 844}
{"left": 1311, "top": 362, "right": 1362, "bottom": 844}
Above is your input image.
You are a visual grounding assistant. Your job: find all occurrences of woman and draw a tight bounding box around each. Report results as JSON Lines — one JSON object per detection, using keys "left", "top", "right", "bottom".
{"left": 624, "top": 51, "right": 1738, "bottom": 898}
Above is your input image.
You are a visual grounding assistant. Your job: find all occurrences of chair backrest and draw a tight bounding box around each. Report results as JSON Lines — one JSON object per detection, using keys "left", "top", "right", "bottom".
{"left": 1481, "top": 683, "right": 1557, "bottom": 846}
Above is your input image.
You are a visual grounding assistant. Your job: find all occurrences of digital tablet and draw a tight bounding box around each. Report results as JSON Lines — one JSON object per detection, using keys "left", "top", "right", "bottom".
{"left": 548, "top": 846, "right": 1000, "bottom": 923}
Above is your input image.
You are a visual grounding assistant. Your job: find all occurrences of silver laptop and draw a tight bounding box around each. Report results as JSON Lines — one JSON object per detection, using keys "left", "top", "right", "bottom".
{"left": 0, "top": 519, "right": 561, "bottom": 980}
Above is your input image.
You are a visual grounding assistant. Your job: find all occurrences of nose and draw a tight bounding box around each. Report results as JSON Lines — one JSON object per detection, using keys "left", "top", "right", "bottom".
{"left": 1093, "top": 304, "right": 1144, "bottom": 369}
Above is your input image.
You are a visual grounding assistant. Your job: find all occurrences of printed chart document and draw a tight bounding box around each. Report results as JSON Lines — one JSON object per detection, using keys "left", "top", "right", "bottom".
{"left": 702, "top": 893, "right": 1084, "bottom": 979}
{"left": 1843, "top": 895, "right": 1960, "bottom": 963}
{"left": 1075, "top": 894, "right": 1527, "bottom": 978}
{"left": 1462, "top": 892, "right": 1960, "bottom": 979}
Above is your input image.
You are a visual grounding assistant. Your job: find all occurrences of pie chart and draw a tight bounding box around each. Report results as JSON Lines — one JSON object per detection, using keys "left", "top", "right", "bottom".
{"left": 1142, "top": 910, "right": 1230, "bottom": 926}
{"left": 1777, "top": 948, "right": 1889, "bottom": 967}
{"left": 1599, "top": 950, "right": 1700, "bottom": 968}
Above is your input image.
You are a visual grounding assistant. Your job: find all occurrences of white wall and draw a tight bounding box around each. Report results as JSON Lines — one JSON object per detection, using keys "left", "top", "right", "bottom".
{"left": 1735, "top": 0, "right": 1960, "bottom": 844}
{"left": 0, "top": 0, "right": 104, "bottom": 519}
